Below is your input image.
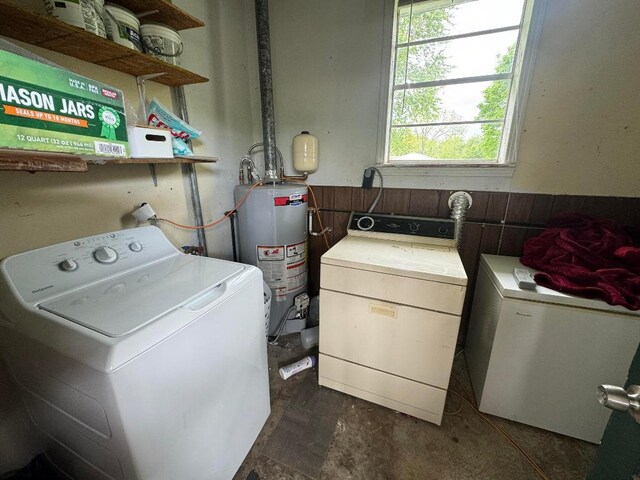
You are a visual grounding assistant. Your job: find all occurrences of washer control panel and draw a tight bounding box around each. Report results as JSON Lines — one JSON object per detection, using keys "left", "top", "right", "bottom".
{"left": 348, "top": 212, "right": 455, "bottom": 240}
{"left": 1, "top": 226, "right": 178, "bottom": 304}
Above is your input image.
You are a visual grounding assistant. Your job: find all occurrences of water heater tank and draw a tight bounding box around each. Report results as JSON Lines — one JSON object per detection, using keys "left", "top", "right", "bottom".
{"left": 234, "top": 183, "right": 308, "bottom": 335}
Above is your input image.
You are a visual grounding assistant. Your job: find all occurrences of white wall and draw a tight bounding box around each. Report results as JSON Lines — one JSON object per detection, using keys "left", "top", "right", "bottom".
{"left": 511, "top": 0, "right": 640, "bottom": 195}
{"left": 270, "top": 0, "right": 387, "bottom": 186}
{"left": 176, "top": 0, "right": 261, "bottom": 260}
{"left": 269, "top": 0, "right": 640, "bottom": 196}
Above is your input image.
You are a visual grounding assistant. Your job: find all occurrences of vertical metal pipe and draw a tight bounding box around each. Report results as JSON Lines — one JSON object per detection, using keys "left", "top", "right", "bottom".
{"left": 227, "top": 212, "right": 238, "bottom": 262}
{"left": 171, "top": 85, "right": 209, "bottom": 256}
{"left": 254, "top": 0, "right": 279, "bottom": 183}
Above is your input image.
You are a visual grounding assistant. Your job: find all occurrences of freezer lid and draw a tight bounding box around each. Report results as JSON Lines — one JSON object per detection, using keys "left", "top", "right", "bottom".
{"left": 39, "top": 255, "right": 247, "bottom": 337}
{"left": 321, "top": 235, "right": 467, "bottom": 285}
{"left": 481, "top": 254, "right": 640, "bottom": 316}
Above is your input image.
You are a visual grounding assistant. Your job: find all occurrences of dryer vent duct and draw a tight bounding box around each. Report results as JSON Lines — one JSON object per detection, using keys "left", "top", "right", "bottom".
{"left": 254, "top": 0, "right": 279, "bottom": 183}
{"left": 448, "top": 191, "right": 472, "bottom": 249}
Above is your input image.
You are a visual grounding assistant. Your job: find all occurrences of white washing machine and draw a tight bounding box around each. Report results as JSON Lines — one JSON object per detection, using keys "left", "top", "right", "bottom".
{"left": 318, "top": 213, "right": 467, "bottom": 425}
{"left": 0, "top": 226, "right": 270, "bottom": 480}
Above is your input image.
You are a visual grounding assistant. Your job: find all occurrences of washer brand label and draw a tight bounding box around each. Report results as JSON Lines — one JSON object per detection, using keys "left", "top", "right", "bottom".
{"left": 32, "top": 284, "right": 54, "bottom": 294}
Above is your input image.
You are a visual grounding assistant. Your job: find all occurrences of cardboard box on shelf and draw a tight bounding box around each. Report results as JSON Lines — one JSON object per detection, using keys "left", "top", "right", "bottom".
{"left": 0, "top": 49, "right": 129, "bottom": 158}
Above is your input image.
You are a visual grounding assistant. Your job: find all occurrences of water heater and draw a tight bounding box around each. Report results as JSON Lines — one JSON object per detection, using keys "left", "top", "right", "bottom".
{"left": 234, "top": 183, "right": 308, "bottom": 335}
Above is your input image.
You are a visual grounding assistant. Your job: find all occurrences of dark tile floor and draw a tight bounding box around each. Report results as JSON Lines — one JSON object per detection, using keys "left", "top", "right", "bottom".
{"left": 234, "top": 337, "right": 597, "bottom": 480}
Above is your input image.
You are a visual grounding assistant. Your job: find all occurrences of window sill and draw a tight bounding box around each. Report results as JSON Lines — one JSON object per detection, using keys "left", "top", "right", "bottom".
{"left": 374, "top": 163, "right": 515, "bottom": 191}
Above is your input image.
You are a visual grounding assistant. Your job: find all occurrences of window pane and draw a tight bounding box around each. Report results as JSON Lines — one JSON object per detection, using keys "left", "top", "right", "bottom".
{"left": 395, "top": 32, "right": 518, "bottom": 85}
{"left": 389, "top": 0, "right": 532, "bottom": 164}
{"left": 389, "top": 123, "right": 504, "bottom": 161}
{"left": 397, "top": 0, "right": 526, "bottom": 44}
{"left": 392, "top": 79, "right": 512, "bottom": 125}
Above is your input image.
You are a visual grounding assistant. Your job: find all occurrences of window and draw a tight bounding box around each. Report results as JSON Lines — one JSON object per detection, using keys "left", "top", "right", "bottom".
{"left": 384, "top": 0, "right": 536, "bottom": 165}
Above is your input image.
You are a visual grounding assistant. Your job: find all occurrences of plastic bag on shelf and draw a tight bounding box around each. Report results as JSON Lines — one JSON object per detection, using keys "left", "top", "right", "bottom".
{"left": 146, "top": 98, "right": 201, "bottom": 156}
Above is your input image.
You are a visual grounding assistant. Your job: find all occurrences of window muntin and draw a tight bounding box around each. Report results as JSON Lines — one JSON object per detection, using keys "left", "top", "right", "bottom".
{"left": 396, "top": 0, "right": 525, "bottom": 43}
{"left": 387, "top": 0, "right": 529, "bottom": 164}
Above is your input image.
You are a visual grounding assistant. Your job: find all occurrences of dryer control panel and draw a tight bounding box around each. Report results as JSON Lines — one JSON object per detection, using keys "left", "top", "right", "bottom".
{"left": 348, "top": 212, "right": 455, "bottom": 240}
{"left": 0, "top": 226, "right": 178, "bottom": 304}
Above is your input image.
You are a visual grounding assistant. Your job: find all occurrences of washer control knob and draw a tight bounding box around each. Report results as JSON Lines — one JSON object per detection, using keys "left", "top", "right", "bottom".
{"left": 93, "top": 246, "right": 118, "bottom": 264}
{"left": 438, "top": 227, "right": 449, "bottom": 235}
{"left": 409, "top": 222, "right": 419, "bottom": 232}
{"left": 59, "top": 258, "right": 78, "bottom": 272}
{"left": 129, "top": 241, "right": 143, "bottom": 252}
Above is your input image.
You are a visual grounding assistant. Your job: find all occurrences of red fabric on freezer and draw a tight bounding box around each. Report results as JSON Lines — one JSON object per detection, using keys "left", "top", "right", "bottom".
{"left": 520, "top": 213, "right": 640, "bottom": 310}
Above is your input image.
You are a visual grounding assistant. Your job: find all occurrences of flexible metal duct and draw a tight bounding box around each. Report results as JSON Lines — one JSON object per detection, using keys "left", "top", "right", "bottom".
{"left": 448, "top": 191, "right": 473, "bottom": 249}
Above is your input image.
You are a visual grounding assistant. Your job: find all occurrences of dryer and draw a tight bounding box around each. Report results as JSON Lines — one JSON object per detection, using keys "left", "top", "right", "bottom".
{"left": 318, "top": 213, "right": 467, "bottom": 425}
{"left": 0, "top": 226, "right": 270, "bottom": 480}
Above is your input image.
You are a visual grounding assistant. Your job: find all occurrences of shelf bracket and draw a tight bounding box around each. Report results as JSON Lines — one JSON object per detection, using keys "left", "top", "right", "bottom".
{"left": 136, "top": 73, "right": 166, "bottom": 118}
{"left": 136, "top": 73, "right": 166, "bottom": 187}
{"left": 135, "top": 9, "right": 160, "bottom": 19}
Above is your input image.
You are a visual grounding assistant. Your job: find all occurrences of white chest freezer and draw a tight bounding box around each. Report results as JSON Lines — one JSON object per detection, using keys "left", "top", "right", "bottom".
{"left": 465, "top": 254, "right": 640, "bottom": 443}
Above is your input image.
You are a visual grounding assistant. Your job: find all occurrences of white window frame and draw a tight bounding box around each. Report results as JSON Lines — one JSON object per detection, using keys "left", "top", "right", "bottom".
{"left": 376, "top": 0, "right": 546, "bottom": 168}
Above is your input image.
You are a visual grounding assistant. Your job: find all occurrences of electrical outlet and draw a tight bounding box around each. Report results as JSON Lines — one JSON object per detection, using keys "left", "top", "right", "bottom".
{"left": 362, "top": 167, "right": 375, "bottom": 189}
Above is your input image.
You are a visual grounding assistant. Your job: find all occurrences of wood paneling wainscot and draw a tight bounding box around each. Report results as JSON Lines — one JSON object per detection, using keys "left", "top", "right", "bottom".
{"left": 308, "top": 186, "right": 640, "bottom": 343}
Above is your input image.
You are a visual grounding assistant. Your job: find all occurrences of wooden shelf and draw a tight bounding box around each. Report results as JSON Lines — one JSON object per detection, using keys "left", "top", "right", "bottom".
{"left": 103, "top": 155, "right": 219, "bottom": 165}
{"left": 110, "top": 0, "right": 205, "bottom": 31}
{"left": 0, "top": 149, "right": 88, "bottom": 172}
{"left": 0, "top": 1, "right": 209, "bottom": 87}
{"left": 0, "top": 149, "right": 219, "bottom": 173}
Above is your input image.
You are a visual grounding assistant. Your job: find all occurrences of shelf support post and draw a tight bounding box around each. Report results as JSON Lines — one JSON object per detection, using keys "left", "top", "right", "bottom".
{"left": 171, "top": 85, "right": 208, "bottom": 256}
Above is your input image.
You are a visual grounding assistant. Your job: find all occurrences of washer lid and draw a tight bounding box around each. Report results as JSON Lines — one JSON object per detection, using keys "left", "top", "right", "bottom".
{"left": 481, "top": 254, "right": 640, "bottom": 316}
{"left": 321, "top": 235, "right": 467, "bottom": 285}
{"left": 39, "top": 255, "right": 246, "bottom": 337}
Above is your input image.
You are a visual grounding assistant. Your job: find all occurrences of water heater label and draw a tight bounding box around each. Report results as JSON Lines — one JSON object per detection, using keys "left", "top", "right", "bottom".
{"left": 286, "top": 242, "right": 305, "bottom": 264}
{"left": 257, "top": 245, "right": 287, "bottom": 301}
{"left": 286, "top": 241, "right": 307, "bottom": 295}
{"left": 257, "top": 241, "right": 307, "bottom": 302}
{"left": 273, "top": 194, "right": 308, "bottom": 207}
{"left": 257, "top": 246, "right": 285, "bottom": 261}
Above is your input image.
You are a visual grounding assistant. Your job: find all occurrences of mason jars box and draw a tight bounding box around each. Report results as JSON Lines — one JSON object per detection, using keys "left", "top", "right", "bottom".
{"left": 0, "top": 49, "right": 129, "bottom": 158}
